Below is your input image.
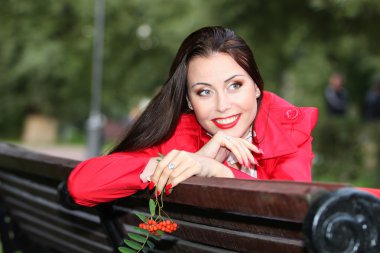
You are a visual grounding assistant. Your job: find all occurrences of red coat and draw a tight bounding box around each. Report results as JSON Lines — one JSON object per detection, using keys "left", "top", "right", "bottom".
{"left": 69, "top": 92, "right": 320, "bottom": 206}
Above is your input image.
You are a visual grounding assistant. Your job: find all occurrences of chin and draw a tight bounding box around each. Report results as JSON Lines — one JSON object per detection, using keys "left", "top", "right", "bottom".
{"left": 224, "top": 129, "right": 246, "bottom": 138}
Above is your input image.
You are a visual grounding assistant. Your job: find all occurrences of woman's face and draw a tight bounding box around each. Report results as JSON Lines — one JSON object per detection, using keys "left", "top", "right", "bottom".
{"left": 187, "top": 52, "right": 260, "bottom": 138}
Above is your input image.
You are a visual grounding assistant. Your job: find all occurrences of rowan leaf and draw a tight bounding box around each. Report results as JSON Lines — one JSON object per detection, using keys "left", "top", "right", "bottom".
{"left": 118, "top": 246, "right": 136, "bottom": 253}
{"left": 124, "top": 239, "right": 142, "bottom": 251}
{"left": 156, "top": 230, "right": 164, "bottom": 236}
{"left": 150, "top": 233, "right": 160, "bottom": 241}
{"left": 149, "top": 199, "right": 156, "bottom": 216}
{"left": 146, "top": 240, "right": 155, "bottom": 249}
{"left": 128, "top": 233, "right": 146, "bottom": 244}
{"left": 136, "top": 213, "right": 147, "bottom": 223}
{"left": 133, "top": 226, "right": 149, "bottom": 236}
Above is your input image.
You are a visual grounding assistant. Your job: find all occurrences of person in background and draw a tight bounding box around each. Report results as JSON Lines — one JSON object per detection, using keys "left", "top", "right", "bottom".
{"left": 324, "top": 72, "right": 349, "bottom": 116}
{"left": 364, "top": 77, "right": 380, "bottom": 121}
{"left": 68, "top": 26, "right": 320, "bottom": 207}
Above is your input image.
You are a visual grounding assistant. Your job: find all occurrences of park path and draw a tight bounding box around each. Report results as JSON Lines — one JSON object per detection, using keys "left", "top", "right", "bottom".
{"left": 20, "top": 144, "right": 86, "bottom": 161}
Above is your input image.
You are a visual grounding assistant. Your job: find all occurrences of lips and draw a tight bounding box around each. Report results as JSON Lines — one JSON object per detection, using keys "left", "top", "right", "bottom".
{"left": 212, "top": 114, "right": 241, "bottom": 129}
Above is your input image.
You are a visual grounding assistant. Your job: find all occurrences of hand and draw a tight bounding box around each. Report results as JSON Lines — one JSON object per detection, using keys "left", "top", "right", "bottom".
{"left": 150, "top": 149, "right": 233, "bottom": 196}
{"left": 197, "top": 131, "right": 262, "bottom": 167}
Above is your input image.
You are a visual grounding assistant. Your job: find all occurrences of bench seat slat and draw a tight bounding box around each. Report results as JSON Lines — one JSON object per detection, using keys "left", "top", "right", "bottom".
{"left": 7, "top": 198, "right": 107, "bottom": 241}
{"left": 11, "top": 210, "right": 111, "bottom": 253}
{"left": 4, "top": 185, "right": 100, "bottom": 228}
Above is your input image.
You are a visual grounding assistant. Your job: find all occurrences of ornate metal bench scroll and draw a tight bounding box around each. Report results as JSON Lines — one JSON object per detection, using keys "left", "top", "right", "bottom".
{"left": 304, "top": 188, "right": 380, "bottom": 253}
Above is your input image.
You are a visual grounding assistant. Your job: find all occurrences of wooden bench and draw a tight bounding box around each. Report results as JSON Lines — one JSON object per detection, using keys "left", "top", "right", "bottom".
{"left": 0, "top": 142, "right": 379, "bottom": 253}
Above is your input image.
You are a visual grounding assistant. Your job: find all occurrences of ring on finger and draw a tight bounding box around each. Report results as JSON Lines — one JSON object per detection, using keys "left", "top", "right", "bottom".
{"left": 168, "top": 163, "right": 176, "bottom": 170}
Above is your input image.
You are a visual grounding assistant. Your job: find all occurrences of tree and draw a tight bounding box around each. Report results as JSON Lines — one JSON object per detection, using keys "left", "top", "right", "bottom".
{"left": 0, "top": 1, "right": 93, "bottom": 136}
{"left": 0, "top": 0, "right": 215, "bottom": 137}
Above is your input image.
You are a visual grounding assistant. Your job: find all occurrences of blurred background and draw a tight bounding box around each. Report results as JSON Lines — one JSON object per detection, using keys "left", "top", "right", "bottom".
{"left": 1, "top": 0, "right": 379, "bottom": 187}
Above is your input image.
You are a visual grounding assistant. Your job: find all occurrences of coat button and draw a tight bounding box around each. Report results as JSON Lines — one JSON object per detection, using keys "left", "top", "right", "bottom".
{"left": 285, "top": 107, "right": 299, "bottom": 120}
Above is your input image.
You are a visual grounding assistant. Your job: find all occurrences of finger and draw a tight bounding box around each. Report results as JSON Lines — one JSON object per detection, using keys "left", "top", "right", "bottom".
{"left": 241, "top": 139, "right": 262, "bottom": 154}
{"left": 222, "top": 137, "right": 245, "bottom": 165}
{"left": 172, "top": 165, "right": 199, "bottom": 186}
{"left": 240, "top": 139, "right": 261, "bottom": 166}
{"left": 167, "top": 157, "right": 198, "bottom": 186}
{"left": 197, "top": 135, "right": 223, "bottom": 158}
{"left": 230, "top": 138, "right": 257, "bottom": 167}
{"left": 238, "top": 140, "right": 258, "bottom": 167}
{"left": 155, "top": 153, "right": 187, "bottom": 195}
{"left": 216, "top": 132, "right": 260, "bottom": 167}
{"left": 166, "top": 161, "right": 200, "bottom": 195}
{"left": 234, "top": 140, "right": 252, "bottom": 167}
{"left": 151, "top": 150, "right": 179, "bottom": 191}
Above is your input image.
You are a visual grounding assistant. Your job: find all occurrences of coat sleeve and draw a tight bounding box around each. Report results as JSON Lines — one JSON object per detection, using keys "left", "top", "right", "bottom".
{"left": 355, "top": 187, "right": 380, "bottom": 198}
{"left": 67, "top": 114, "right": 201, "bottom": 207}
{"left": 68, "top": 149, "right": 158, "bottom": 207}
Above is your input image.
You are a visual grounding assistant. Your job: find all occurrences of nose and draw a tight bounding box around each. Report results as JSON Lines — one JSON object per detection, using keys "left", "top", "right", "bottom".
{"left": 216, "top": 92, "right": 232, "bottom": 112}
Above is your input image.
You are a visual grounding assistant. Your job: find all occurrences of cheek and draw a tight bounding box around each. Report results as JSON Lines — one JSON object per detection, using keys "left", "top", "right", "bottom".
{"left": 191, "top": 100, "right": 216, "bottom": 131}
{"left": 193, "top": 102, "right": 210, "bottom": 120}
{"left": 243, "top": 96, "right": 258, "bottom": 119}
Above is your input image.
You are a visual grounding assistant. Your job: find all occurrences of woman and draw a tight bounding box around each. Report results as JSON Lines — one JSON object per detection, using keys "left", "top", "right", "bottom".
{"left": 68, "top": 26, "right": 318, "bottom": 207}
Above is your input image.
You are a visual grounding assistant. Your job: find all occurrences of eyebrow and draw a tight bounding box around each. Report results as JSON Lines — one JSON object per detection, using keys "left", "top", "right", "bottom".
{"left": 191, "top": 74, "right": 244, "bottom": 87}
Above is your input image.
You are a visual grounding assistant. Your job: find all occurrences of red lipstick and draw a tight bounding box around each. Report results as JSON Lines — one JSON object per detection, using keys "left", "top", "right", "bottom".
{"left": 212, "top": 114, "right": 240, "bottom": 129}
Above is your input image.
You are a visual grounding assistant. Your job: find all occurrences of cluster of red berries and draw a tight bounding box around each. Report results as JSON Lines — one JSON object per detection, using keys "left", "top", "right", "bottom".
{"left": 139, "top": 219, "right": 178, "bottom": 234}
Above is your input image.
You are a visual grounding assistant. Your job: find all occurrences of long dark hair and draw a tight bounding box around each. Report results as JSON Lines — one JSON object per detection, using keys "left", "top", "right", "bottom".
{"left": 111, "top": 26, "right": 264, "bottom": 153}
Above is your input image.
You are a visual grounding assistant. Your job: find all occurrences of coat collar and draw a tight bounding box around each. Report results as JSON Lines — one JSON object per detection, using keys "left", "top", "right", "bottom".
{"left": 253, "top": 92, "right": 298, "bottom": 160}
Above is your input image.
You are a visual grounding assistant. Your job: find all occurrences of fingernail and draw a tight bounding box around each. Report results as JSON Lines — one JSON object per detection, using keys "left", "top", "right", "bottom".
{"left": 253, "top": 159, "right": 259, "bottom": 166}
{"left": 149, "top": 181, "right": 155, "bottom": 191}
{"left": 165, "top": 184, "right": 172, "bottom": 195}
{"left": 166, "top": 189, "right": 173, "bottom": 196}
{"left": 259, "top": 148, "right": 264, "bottom": 154}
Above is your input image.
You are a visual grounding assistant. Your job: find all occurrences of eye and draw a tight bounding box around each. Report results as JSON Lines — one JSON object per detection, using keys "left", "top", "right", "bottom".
{"left": 228, "top": 82, "right": 242, "bottom": 90}
{"left": 197, "top": 89, "right": 212, "bottom": 96}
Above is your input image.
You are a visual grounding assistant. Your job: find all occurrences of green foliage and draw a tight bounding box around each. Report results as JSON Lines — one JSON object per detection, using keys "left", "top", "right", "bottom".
{"left": 313, "top": 116, "right": 380, "bottom": 187}
{"left": 149, "top": 199, "right": 156, "bottom": 217}
{"left": 136, "top": 213, "right": 148, "bottom": 223}
{"left": 1, "top": 0, "right": 380, "bottom": 185}
{"left": 119, "top": 188, "right": 178, "bottom": 253}
{"left": 0, "top": 0, "right": 93, "bottom": 136}
{"left": 0, "top": 0, "right": 215, "bottom": 137}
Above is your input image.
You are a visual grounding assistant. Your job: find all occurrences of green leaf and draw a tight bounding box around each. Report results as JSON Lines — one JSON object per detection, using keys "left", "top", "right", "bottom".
{"left": 142, "top": 248, "right": 148, "bottom": 253}
{"left": 156, "top": 230, "right": 164, "bottom": 236}
{"left": 133, "top": 226, "right": 149, "bottom": 236}
{"left": 128, "top": 233, "right": 146, "bottom": 243}
{"left": 124, "top": 239, "right": 143, "bottom": 251}
{"left": 149, "top": 199, "right": 156, "bottom": 216}
{"left": 118, "top": 246, "right": 136, "bottom": 253}
{"left": 158, "top": 152, "right": 165, "bottom": 158}
{"left": 136, "top": 213, "right": 147, "bottom": 223}
{"left": 150, "top": 233, "right": 160, "bottom": 241}
{"left": 146, "top": 240, "right": 155, "bottom": 249}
